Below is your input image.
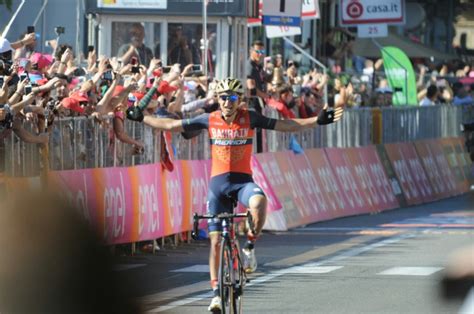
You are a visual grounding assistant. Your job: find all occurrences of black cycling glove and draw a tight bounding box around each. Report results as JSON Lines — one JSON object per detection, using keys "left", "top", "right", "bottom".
{"left": 126, "top": 106, "right": 144, "bottom": 122}
{"left": 317, "top": 108, "right": 336, "bottom": 125}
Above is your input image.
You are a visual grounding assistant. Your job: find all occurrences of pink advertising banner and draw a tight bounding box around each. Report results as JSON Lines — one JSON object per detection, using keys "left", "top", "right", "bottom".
{"left": 49, "top": 169, "right": 103, "bottom": 240}
{"left": 305, "top": 148, "right": 347, "bottom": 219}
{"left": 350, "top": 146, "right": 399, "bottom": 212}
{"left": 251, "top": 155, "right": 282, "bottom": 213}
{"left": 128, "top": 164, "right": 166, "bottom": 241}
{"left": 324, "top": 148, "right": 372, "bottom": 216}
{"left": 255, "top": 152, "right": 299, "bottom": 229}
{"left": 161, "top": 161, "right": 186, "bottom": 236}
{"left": 414, "top": 140, "right": 451, "bottom": 200}
{"left": 384, "top": 143, "right": 433, "bottom": 205}
{"left": 287, "top": 152, "right": 336, "bottom": 223}
{"left": 187, "top": 159, "right": 211, "bottom": 230}
{"left": 428, "top": 139, "right": 458, "bottom": 196}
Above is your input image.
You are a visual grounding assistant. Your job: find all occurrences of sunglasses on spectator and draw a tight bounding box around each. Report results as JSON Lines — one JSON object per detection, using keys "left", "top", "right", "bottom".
{"left": 220, "top": 94, "right": 239, "bottom": 102}
{"left": 254, "top": 49, "right": 265, "bottom": 55}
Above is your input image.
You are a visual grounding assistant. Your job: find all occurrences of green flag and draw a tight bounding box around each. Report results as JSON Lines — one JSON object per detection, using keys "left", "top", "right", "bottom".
{"left": 381, "top": 46, "right": 417, "bottom": 106}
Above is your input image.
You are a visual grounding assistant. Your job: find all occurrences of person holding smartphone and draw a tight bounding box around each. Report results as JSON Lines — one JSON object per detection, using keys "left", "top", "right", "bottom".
{"left": 13, "top": 27, "right": 38, "bottom": 60}
{"left": 117, "top": 23, "right": 154, "bottom": 67}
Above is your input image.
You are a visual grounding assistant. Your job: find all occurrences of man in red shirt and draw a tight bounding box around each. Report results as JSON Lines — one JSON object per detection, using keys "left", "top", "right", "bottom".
{"left": 127, "top": 77, "right": 344, "bottom": 312}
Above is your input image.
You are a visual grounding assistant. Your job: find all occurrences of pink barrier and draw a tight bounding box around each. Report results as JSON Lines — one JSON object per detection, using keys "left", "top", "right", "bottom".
{"left": 414, "top": 140, "right": 453, "bottom": 200}
{"left": 255, "top": 152, "right": 301, "bottom": 229}
{"left": 305, "top": 148, "right": 347, "bottom": 219}
{"left": 384, "top": 143, "right": 434, "bottom": 205}
{"left": 351, "top": 146, "right": 399, "bottom": 212}
{"left": 161, "top": 161, "right": 186, "bottom": 236}
{"left": 251, "top": 156, "right": 282, "bottom": 213}
{"left": 325, "top": 148, "right": 373, "bottom": 215}
{"left": 36, "top": 139, "right": 468, "bottom": 244}
{"left": 129, "top": 164, "right": 166, "bottom": 241}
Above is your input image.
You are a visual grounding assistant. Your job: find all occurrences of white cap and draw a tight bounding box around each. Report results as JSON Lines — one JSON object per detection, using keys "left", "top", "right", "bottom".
{"left": 0, "top": 37, "right": 12, "bottom": 54}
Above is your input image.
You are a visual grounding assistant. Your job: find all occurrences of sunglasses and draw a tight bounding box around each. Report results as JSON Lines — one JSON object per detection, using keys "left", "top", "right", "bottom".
{"left": 220, "top": 94, "right": 239, "bottom": 102}
{"left": 254, "top": 49, "right": 265, "bottom": 55}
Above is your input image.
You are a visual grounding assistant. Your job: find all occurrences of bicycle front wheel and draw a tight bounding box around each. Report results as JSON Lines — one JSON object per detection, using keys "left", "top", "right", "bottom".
{"left": 232, "top": 241, "right": 244, "bottom": 314}
{"left": 219, "top": 238, "right": 234, "bottom": 314}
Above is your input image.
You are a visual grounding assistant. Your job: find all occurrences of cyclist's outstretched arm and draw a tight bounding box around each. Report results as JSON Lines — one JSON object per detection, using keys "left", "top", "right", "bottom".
{"left": 274, "top": 103, "right": 344, "bottom": 132}
{"left": 142, "top": 116, "right": 184, "bottom": 132}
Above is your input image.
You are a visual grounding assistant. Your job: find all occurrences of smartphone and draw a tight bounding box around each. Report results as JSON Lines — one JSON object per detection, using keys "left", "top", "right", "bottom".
{"left": 191, "top": 64, "right": 202, "bottom": 72}
{"left": 27, "top": 26, "right": 35, "bottom": 34}
{"left": 163, "top": 66, "right": 172, "bottom": 74}
{"left": 87, "top": 45, "right": 94, "bottom": 53}
{"left": 150, "top": 78, "right": 155, "bottom": 85}
{"left": 0, "top": 76, "right": 4, "bottom": 86}
{"left": 19, "top": 73, "right": 28, "bottom": 82}
{"left": 24, "top": 85, "right": 32, "bottom": 95}
{"left": 131, "top": 66, "right": 140, "bottom": 74}
{"left": 103, "top": 71, "right": 113, "bottom": 81}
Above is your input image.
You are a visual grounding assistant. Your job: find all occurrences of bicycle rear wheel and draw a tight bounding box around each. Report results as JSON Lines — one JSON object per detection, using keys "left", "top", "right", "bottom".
{"left": 219, "top": 239, "right": 234, "bottom": 314}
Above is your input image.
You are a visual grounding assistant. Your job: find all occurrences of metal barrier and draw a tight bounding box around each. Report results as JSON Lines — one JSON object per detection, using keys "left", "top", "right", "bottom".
{"left": 2, "top": 105, "right": 472, "bottom": 177}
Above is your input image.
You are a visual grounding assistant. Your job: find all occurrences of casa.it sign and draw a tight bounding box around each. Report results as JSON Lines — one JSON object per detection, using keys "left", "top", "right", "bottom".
{"left": 339, "top": 0, "right": 405, "bottom": 26}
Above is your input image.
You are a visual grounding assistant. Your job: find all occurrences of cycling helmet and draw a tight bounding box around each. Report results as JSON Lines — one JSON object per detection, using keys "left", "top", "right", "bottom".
{"left": 215, "top": 77, "right": 244, "bottom": 95}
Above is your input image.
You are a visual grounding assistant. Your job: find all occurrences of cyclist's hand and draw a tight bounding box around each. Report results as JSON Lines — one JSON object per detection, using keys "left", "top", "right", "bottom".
{"left": 317, "top": 103, "right": 344, "bottom": 125}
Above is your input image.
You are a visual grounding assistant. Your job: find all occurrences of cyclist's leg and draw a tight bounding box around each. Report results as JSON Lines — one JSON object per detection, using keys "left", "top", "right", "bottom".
{"left": 237, "top": 181, "right": 266, "bottom": 273}
{"left": 237, "top": 182, "right": 267, "bottom": 237}
{"left": 207, "top": 176, "right": 234, "bottom": 308}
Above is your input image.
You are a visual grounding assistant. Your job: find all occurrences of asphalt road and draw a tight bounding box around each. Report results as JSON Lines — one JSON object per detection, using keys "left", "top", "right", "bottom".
{"left": 114, "top": 192, "right": 474, "bottom": 314}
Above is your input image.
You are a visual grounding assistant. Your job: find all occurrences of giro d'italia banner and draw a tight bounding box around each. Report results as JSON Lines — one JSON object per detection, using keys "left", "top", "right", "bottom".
{"left": 381, "top": 46, "right": 417, "bottom": 106}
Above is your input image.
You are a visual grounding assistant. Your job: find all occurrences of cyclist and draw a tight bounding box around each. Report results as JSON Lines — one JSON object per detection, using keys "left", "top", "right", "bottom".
{"left": 126, "top": 77, "right": 344, "bottom": 312}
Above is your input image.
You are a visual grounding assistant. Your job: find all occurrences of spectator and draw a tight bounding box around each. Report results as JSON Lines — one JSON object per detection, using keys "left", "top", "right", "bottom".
{"left": 246, "top": 40, "right": 267, "bottom": 153}
{"left": 419, "top": 85, "right": 438, "bottom": 106}
{"left": 117, "top": 23, "right": 154, "bottom": 67}
{"left": 267, "top": 84, "right": 296, "bottom": 119}
{"left": 453, "top": 84, "right": 473, "bottom": 106}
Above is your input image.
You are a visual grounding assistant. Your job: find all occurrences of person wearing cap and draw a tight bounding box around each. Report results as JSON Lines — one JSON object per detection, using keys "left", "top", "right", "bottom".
{"left": 0, "top": 34, "right": 36, "bottom": 56}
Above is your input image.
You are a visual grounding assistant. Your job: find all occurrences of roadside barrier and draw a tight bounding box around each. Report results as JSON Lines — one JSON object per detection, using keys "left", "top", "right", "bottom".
{"left": 1, "top": 105, "right": 473, "bottom": 244}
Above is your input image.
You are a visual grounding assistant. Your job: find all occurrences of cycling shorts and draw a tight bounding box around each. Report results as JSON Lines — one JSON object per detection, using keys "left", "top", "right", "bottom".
{"left": 207, "top": 172, "right": 265, "bottom": 233}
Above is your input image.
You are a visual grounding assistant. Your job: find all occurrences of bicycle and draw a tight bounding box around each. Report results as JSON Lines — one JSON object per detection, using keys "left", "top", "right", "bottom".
{"left": 192, "top": 209, "right": 255, "bottom": 314}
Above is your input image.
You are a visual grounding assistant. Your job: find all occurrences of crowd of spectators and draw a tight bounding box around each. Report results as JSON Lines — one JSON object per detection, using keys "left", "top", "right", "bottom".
{"left": 1, "top": 26, "right": 474, "bottom": 157}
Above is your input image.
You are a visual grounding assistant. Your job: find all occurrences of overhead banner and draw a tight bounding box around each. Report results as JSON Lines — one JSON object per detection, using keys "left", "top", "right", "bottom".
{"left": 381, "top": 46, "right": 418, "bottom": 106}
{"left": 97, "top": 0, "right": 167, "bottom": 9}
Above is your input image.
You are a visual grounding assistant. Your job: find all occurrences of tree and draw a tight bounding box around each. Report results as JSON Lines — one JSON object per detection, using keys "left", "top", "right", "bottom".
{"left": 0, "top": 0, "right": 13, "bottom": 11}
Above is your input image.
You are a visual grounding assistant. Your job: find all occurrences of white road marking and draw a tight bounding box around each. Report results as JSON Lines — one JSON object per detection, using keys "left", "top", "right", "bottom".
{"left": 147, "top": 233, "right": 415, "bottom": 312}
{"left": 285, "top": 265, "right": 343, "bottom": 274}
{"left": 113, "top": 264, "right": 146, "bottom": 271}
{"left": 171, "top": 264, "right": 209, "bottom": 272}
{"left": 378, "top": 267, "right": 443, "bottom": 276}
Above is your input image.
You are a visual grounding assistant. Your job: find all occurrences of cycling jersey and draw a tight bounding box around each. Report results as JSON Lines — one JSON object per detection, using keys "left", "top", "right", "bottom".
{"left": 182, "top": 108, "right": 277, "bottom": 177}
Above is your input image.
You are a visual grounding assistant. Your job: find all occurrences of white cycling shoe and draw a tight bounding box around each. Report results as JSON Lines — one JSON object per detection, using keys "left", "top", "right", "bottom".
{"left": 242, "top": 247, "right": 257, "bottom": 273}
{"left": 208, "top": 295, "right": 221, "bottom": 312}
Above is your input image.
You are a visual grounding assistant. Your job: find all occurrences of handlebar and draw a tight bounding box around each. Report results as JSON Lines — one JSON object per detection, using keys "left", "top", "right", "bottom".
{"left": 191, "top": 212, "right": 255, "bottom": 240}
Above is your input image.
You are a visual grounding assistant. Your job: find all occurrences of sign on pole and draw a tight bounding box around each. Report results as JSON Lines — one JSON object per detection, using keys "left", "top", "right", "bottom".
{"left": 357, "top": 24, "right": 388, "bottom": 38}
{"left": 339, "top": 0, "right": 405, "bottom": 27}
{"left": 249, "top": 0, "right": 320, "bottom": 27}
{"left": 262, "top": 0, "right": 302, "bottom": 27}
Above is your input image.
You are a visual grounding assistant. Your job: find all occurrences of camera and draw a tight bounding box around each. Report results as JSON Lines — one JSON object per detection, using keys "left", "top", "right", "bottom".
{"left": 54, "top": 26, "right": 65, "bottom": 36}
{"left": 27, "top": 26, "right": 35, "bottom": 34}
